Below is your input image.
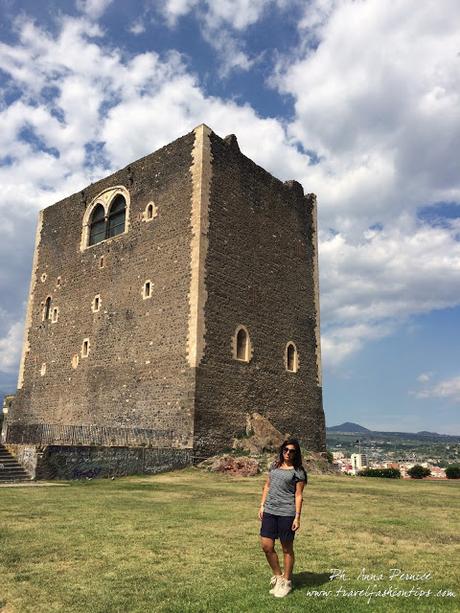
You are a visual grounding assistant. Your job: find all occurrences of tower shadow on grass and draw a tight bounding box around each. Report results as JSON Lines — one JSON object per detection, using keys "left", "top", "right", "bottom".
{"left": 293, "top": 572, "right": 332, "bottom": 588}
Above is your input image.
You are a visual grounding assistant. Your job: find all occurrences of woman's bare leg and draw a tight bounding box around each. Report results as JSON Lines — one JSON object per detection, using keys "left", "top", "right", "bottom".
{"left": 260, "top": 537, "right": 282, "bottom": 576}
{"left": 280, "top": 539, "right": 294, "bottom": 580}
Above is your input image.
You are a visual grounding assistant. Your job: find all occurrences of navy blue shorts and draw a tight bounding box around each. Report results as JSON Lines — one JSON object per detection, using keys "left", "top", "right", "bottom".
{"left": 260, "top": 512, "right": 296, "bottom": 541}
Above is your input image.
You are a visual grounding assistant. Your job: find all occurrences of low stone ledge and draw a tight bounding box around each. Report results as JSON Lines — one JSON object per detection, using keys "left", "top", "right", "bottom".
{"left": 29, "top": 445, "right": 193, "bottom": 480}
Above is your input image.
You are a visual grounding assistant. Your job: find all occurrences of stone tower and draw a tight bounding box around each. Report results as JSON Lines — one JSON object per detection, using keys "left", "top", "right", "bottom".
{"left": 4, "top": 125, "right": 325, "bottom": 478}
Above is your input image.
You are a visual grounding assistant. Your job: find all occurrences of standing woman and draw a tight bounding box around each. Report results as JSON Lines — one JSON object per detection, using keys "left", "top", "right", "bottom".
{"left": 259, "top": 438, "right": 307, "bottom": 598}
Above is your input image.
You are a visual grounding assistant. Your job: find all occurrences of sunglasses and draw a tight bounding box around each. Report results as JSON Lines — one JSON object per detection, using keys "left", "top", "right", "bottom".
{"left": 283, "top": 447, "right": 296, "bottom": 454}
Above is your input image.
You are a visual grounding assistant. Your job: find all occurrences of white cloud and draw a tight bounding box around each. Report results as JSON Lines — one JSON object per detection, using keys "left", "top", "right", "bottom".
{"left": 129, "top": 20, "right": 146, "bottom": 35}
{"left": 299, "top": 0, "right": 338, "bottom": 31}
{"left": 317, "top": 220, "right": 460, "bottom": 368}
{"left": 321, "top": 321, "right": 394, "bottom": 368}
{"left": 414, "top": 375, "right": 460, "bottom": 403}
{"left": 417, "top": 373, "right": 432, "bottom": 384}
{"left": 159, "top": 0, "right": 272, "bottom": 30}
{"left": 0, "top": 11, "right": 312, "bottom": 379}
{"left": 0, "top": 321, "right": 23, "bottom": 373}
{"left": 160, "top": 0, "right": 200, "bottom": 27}
{"left": 319, "top": 223, "right": 460, "bottom": 325}
{"left": 76, "top": 0, "right": 113, "bottom": 20}
{"left": 270, "top": 0, "right": 460, "bottom": 365}
{"left": 1, "top": 1, "right": 460, "bottom": 379}
{"left": 276, "top": 0, "right": 460, "bottom": 229}
{"left": 200, "top": 0, "right": 271, "bottom": 31}
{"left": 157, "top": 0, "right": 279, "bottom": 75}
{"left": 200, "top": 29, "right": 256, "bottom": 77}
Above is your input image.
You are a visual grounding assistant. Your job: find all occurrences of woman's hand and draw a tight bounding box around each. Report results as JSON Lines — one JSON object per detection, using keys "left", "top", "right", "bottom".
{"left": 258, "top": 505, "right": 264, "bottom": 521}
{"left": 292, "top": 517, "right": 300, "bottom": 531}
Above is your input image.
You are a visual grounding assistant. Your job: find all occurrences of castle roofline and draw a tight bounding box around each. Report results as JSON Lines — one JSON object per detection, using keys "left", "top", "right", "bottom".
{"left": 40, "top": 124, "right": 315, "bottom": 212}
{"left": 193, "top": 123, "right": 213, "bottom": 133}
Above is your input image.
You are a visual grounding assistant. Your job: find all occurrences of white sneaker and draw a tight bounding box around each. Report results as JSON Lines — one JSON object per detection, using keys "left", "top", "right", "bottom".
{"left": 274, "top": 578, "right": 292, "bottom": 597}
{"left": 269, "top": 575, "right": 283, "bottom": 595}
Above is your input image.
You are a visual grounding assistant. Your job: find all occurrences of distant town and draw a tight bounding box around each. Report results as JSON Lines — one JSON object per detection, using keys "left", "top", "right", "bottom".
{"left": 327, "top": 422, "right": 460, "bottom": 479}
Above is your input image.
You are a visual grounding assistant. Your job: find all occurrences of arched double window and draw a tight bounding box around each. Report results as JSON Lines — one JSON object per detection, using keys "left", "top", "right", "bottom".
{"left": 88, "top": 196, "right": 126, "bottom": 246}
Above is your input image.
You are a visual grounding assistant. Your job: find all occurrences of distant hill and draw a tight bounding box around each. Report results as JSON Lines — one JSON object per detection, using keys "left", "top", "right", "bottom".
{"left": 416, "top": 431, "right": 439, "bottom": 436}
{"left": 326, "top": 422, "right": 459, "bottom": 441}
{"left": 327, "top": 422, "right": 371, "bottom": 433}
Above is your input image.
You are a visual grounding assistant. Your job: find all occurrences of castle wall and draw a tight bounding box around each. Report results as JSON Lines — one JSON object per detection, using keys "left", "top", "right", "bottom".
{"left": 9, "top": 125, "right": 326, "bottom": 468}
{"left": 194, "top": 133, "right": 326, "bottom": 456}
{"left": 37, "top": 446, "right": 193, "bottom": 480}
{"left": 4, "top": 444, "right": 192, "bottom": 480}
{"left": 10, "top": 131, "right": 197, "bottom": 447}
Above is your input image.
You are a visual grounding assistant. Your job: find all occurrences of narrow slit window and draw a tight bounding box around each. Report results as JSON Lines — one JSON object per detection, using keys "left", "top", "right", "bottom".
{"left": 99, "top": 256, "right": 105, "bottom": 268}
{"left": 237, "top": 329, "right": 247, "bottom": 360}
{"left": 143, "top": 201, "right": 157, "bottom": 222}
{"left": 81, "top": 339, "right": 90, "bottom": 358}
{"left": 43, "top": 297, "right": 52, "bottom": 321}
{"left": 143, "top": 280, "right": 152, "bottom": 299}
{"left": 234, "top": 326, "right": 251, "bottom": 362}
{"left": 286, "top": 342, "right": 298, "bottom": 373}
{"left": 92, "top": 295, "right": 101, "bottom": 312}
{"left": 51, "top": 307, "right": 59, "bottom": 323}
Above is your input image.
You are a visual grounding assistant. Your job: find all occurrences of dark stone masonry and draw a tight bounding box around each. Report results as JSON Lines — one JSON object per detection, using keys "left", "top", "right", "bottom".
{"left": 3, "top": 124, "right": 325, "bottom": 478}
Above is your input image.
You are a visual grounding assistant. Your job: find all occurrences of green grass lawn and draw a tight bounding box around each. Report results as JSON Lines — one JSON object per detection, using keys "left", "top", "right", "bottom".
{"left": 0, "top": 469, "right": 458, "bottom": 613}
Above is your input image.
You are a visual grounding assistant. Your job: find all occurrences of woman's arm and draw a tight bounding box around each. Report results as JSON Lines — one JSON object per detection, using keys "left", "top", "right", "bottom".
{"left": 292, "top": 480, "right": 305, "bottom": 530}
{"left": 258, "top": 475, "right": 270, "bottom": 520}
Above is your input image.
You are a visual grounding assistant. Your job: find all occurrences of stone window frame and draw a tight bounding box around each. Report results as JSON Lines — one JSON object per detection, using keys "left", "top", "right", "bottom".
{"left": 232, "top": 324, "right": 253, "bottom": 363}
{"left": 81, "top": 338, "right": 90, "bottom": 358}
{"left": 143, "top": 201, "right": 158, "bottom": 222}
{"left": 42, "top": 296, "right": 52, "bottom": 321}
{"left": 51, "top": 306, "right": 59, "bottom": 323}
{"left": 81, "top": 186, "right": 131, "bottom": 251}
{"left": 92, "top": 294, "right": 101, "bottom": 313}
{"left": 285, "top": 341, "right": 299, "bottom": 373}
{"left": 143, "top": 280, "right": 152, "bottom": 300}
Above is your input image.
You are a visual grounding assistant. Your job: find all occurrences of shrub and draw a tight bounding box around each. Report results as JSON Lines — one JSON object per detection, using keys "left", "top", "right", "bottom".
{"left": 326, "top": 450, "right": 334, "bottom": 464}
{"left": 359, "top": 467, "right": 401, "bottom": 479}
{"left": 445, "top": 464, "right": 460, "bottom": 479}
{"left": 407, "top": 465, "right": 431, "bottom": 479}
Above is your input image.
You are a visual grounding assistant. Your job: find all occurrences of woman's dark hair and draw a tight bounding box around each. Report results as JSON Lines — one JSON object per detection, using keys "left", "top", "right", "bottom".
{"left": 274, "top": 437, "right": 306, "bottom": 478}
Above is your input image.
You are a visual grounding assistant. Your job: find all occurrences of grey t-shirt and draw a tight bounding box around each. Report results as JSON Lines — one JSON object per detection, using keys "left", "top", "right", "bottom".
{"left": 264, "top": 464, "right": 307, "bottom": 516}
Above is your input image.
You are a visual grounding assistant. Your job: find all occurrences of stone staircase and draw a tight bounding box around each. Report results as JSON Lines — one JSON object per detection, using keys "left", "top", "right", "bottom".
{"left": 0, "top": 445, "right": 31, "bottom": 482}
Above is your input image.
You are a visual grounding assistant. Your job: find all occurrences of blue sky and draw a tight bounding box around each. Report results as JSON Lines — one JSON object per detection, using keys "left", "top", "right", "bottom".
{"left": 1, "top": 0, "right": 459, "bottom": 434}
